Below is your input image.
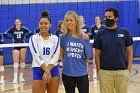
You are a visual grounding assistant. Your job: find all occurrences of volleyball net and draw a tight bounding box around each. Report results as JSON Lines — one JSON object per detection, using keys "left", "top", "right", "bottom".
{"left": 0, "top": 37, "right": 140, "bottom": 48}
{"left": 0, "top": 37, "right": 140, "bottom": 64}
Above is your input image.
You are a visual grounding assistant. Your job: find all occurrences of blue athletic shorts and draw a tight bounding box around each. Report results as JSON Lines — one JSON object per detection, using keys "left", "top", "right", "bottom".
{"left": 32, "top": 65, "right": 60, "bottom": 80}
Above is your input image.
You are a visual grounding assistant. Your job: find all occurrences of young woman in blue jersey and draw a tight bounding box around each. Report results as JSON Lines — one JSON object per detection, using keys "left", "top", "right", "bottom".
{"left": 90, "top": 16, "right": 105, "bottom": 39}
{"left": 0, "top": 33, "right": 4, "bottom": 84}
{"left": 29, "top": 10, "right": 60, "bottom": 93}
{"left": 60, "top": 11, "right": 92, "bottom": 93}
{"left": 4, "top": 19, "right": 32, "bottom": 83}
{"left": 90, "top": 16, "right": 105, "bottom": 79}
{"left": 55, "top": 20, "right": 64, "bottom": 37}
{"left": 79, "top": 15, "right": 90, "bottom": 34}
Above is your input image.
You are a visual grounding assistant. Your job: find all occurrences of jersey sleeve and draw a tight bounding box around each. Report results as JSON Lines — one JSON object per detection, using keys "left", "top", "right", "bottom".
{"left": 3, "top": 27, "right": 13, "bottom": 39}
{"left": 0, "top": 33, "right": 2, "bottom": 40}
{"left": 34, "top": 28, "right": 40, "bottom": 34}
{"left": 89, "top": 25, "right": 95, "bottom": 39}
{"left": 125, "top": 29, "right": 133, "bottom": 47}
{"left": 49, "top": 36, "right": 60, "bottom": 66}
{"left": 23, "top": 27, "right": 33, "bottom": 38}
{"left": 54, "top": 30, "right": 59, "bottom": 37}
{"left": 29, "top": 34, "right": 45, "bottom": 66}
{"left": 0, "top": 33, "right": 4, "bottom": 44}
{"left": 87, "top": 26, "right": 90, "bottom": 33}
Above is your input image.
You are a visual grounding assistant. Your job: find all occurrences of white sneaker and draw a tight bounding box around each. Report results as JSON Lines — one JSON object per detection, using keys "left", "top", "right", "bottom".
{"left": 19, "top": 77, "right": 25, "bottom": 82}
{"left": 12, "top": 78, "right": 18, "bottom": 84}
{"left": 0, "top": 80, "right": 4, "bottom": 84}
{"left": 0, "top": 84, "right": 5, "bottom": 91}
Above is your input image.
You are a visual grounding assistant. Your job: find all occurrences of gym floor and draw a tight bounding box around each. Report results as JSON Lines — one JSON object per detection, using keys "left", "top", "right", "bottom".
{"left": 0, "top": 63, "right": 140, "bottom": 93}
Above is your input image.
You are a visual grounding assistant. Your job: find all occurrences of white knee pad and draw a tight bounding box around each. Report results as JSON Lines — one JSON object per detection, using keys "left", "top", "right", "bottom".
{"left": 13, "top": 63, "right": 19, "bottom": 69}
{"left": 20, "top": 63, "right": 25, "bottom": 68}
{"left": 0, "top": 66, "right": 4, "bottom": 71}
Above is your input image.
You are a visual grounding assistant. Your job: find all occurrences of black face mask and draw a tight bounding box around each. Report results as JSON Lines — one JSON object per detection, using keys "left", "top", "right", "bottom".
{"left": 105, "top": 18, "right": 115, "bottom": 27}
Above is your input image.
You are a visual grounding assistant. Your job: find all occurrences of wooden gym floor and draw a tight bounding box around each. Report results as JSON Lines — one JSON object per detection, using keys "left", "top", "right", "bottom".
{"left": 0, "top": 63, "right": 140, "bottom": 93}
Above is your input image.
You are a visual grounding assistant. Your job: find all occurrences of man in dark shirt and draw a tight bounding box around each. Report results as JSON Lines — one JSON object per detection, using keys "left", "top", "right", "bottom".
{"left": 94, "top": 8, "right": 133, "bottom": 93}
{"left": 55, "top": 21, "right": 64, "bottom": 37}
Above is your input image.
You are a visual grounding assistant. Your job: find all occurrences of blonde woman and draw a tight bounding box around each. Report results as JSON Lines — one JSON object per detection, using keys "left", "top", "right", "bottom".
{"left": 60, "top": 11, "right": 92, "bottom": 93}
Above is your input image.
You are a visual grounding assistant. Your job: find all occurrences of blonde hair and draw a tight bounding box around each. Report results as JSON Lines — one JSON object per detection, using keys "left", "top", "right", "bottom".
{"left": 63, "top": 11, "right": 81, "bottom": 37}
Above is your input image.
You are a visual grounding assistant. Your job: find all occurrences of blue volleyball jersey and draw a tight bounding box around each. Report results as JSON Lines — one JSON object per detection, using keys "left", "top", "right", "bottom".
{"left": 94, "top": 27, "right": 133, "bottom": 70}
{"left": 81, "top": 25, "right": 90, "bottom": 34}
{"left": 4, "top": 26, "right": 32, "bottom": 43}
{"left": 60, "top": 35, "right": 92, "bottom": 76}
{"left": 55, "top": 30, "right": 63, "bottom": 37}
{"left": 90, "top": 25, "right": 105, "bottom": 39}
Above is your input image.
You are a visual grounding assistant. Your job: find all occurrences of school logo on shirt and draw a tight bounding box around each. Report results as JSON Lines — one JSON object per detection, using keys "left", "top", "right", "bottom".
{"left": 118, "top": 34, "right": 124, "bottom": 37}
{"left": 94, "top": 30, "right": 99, "bottom": 33}
{"left": 81, "top": 29, "right": 87, "bottom": 32}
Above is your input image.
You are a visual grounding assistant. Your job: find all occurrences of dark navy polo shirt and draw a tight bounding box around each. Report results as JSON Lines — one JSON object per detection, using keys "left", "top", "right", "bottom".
{"left": 94, "top": 27, "right": 133, "bottom": 70}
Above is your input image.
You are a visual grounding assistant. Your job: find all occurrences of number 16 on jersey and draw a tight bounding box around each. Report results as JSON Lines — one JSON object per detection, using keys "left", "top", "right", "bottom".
{"left": 43, "top": 47, "right": 50, "bottom": 55}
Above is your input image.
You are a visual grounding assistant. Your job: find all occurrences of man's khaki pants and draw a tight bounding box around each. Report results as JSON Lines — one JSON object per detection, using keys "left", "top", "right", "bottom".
{"left": 99, "top": 69, "right": 130, "bottom": 93}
